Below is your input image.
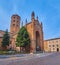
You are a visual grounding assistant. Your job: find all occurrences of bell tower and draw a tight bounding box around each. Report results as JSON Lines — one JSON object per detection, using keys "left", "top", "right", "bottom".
{"left": 10, "top": 14, "right": 21, "bottom": 34}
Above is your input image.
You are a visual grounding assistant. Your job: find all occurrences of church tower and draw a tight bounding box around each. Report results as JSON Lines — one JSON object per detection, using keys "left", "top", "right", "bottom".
{"left": 10, "top": 14, "right": 20, "bottom": 34}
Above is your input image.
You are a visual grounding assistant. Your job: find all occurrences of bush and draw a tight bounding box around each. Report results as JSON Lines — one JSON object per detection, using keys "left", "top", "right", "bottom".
{"left": 0, "top": 50, "right": 16, "bottom": 55}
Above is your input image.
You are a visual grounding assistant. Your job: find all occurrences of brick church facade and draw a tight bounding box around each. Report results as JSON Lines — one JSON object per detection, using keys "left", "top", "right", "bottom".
{"left": 0, "top": 12, "right": 44, "bottom": 53}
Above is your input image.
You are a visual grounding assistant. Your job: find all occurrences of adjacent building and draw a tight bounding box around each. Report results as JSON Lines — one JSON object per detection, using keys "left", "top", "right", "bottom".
{"left": 44, "top": 38, "right": 60, "bottom": 52}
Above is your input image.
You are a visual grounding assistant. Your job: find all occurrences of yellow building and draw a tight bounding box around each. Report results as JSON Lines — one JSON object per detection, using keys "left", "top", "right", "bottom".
{"left": 44, "top": 38, "right": 60, "bottom": 52}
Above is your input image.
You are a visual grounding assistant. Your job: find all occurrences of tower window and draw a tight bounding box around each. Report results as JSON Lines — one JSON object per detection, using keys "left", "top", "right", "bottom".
{"left": 14, "top": 17, "right": 15, "bottom": 18}
{"left": 13, "top": 20, "right": 15, "bottom": 22}
{"left": 13, "top": 24, "right": 15, "bottom": 26}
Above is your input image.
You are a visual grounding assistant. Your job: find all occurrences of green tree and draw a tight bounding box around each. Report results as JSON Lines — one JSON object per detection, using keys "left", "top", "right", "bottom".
{"left": 16, "top": 26, "right": 30, "bottom": 52}
{"left": 2, "top": 29, "right": 10, "bottom": 50}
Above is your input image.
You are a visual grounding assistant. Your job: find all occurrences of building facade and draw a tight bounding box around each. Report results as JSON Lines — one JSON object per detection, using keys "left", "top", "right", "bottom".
{"left": 0, "top": 12, "right": 44, "bottom": 53}
{"left": 26, "top": 12, "right": 44, "bottom": 53}
{"left": 44, "top": 38, "right": 60, "bottom": 52}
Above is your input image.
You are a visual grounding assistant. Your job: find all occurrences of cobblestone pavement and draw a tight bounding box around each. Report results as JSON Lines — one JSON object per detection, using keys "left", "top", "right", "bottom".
{"left": 0, "top": 52, "right": 60, "bottom": 65}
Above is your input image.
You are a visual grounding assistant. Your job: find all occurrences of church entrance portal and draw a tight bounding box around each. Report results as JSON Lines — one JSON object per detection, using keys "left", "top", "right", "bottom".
{"left": 36, "top": 31, "right": 41, "bottom": 53}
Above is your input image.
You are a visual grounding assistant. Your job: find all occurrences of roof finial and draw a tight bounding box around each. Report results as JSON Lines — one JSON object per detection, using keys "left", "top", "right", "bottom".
{"left": 36, "top": 16, "right": 38, "bottom": 20}
{"left": 31, "top": 11, "right": 35, "bottom": 19}
{"left": 25, "top": 19, "right": 27, "bottom": 28}
{"left": 21, "top": 21, "right": 23, "bottom": 27}
{"left": 26, "top": 18, "right": 27, "bottom": 25}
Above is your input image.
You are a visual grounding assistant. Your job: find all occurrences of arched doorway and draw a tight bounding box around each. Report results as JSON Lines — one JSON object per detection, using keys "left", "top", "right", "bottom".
{"left": 36, "top": 31, "right": 41, "bottom": 53}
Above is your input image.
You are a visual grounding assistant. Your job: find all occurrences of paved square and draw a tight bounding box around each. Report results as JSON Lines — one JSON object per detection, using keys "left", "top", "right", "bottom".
{"left": 0, "top": 52, "right": 60, "bottom": 65}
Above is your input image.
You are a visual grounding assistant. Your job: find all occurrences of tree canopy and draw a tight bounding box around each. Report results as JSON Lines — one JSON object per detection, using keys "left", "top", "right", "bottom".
{"left": 2, "top": 29, "right": 10, "bottom": 50}
{"left": 16, "top": 26, "right": 30, "bottom": 48}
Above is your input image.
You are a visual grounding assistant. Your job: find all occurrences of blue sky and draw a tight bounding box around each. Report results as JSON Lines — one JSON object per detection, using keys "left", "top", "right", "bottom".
{"left": 0, "top": 0, "right": 60, "bottom": 40}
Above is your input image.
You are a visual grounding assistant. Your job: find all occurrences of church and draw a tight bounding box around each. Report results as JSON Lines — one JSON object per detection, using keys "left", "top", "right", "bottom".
{"left": 0, "top": 12, "right": 44, "bottom": 53}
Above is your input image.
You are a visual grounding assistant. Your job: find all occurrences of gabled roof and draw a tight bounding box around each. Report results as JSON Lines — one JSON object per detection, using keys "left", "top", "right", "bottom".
{"left": 0, "top": 30, "right": 5, "bottom": 32}
{"left": 26, "top": 22, "right": 32, "bottom": 25}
